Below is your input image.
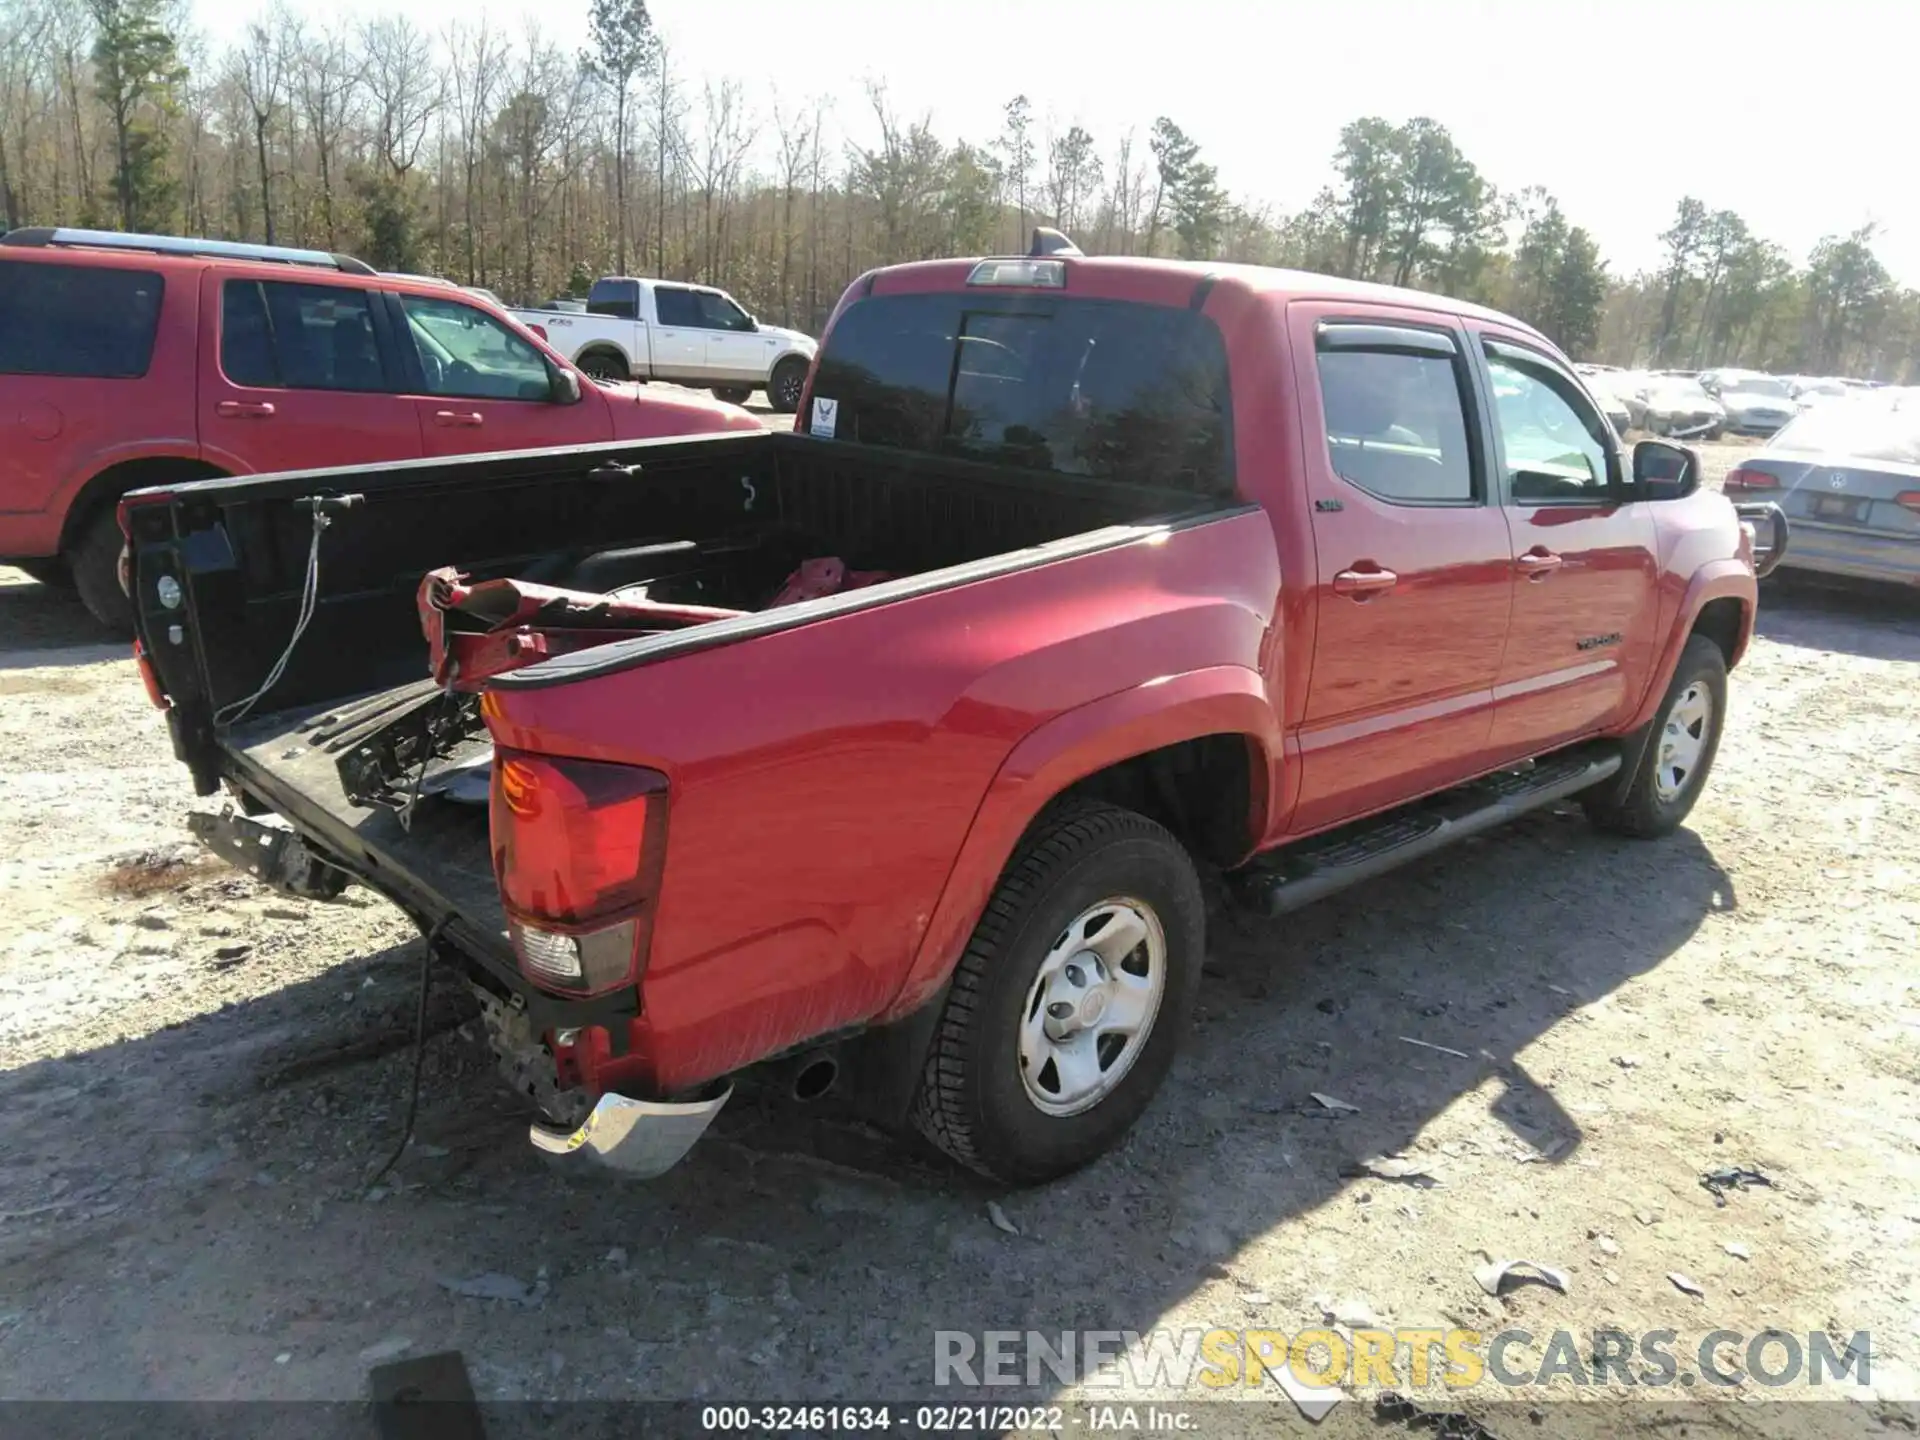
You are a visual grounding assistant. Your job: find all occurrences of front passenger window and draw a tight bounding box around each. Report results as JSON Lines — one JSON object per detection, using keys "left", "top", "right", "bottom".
{"left": 1486, "top": 355, "right": 1612, "bottom": 503}
{"left": 399, "top": 294, "right": 553, "bottom": 402}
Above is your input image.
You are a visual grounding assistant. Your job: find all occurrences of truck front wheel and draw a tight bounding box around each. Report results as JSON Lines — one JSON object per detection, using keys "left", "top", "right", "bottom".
{"left": 911, "top": 801, "right": 1203, "bottom": 1185}
{"left": 1583, "top": 634, "right": 1728, "bottom": 838}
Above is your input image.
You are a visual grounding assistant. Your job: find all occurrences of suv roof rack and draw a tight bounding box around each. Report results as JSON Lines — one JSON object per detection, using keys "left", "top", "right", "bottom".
{"left": 0, "top": 226, "right": 377, "bottom": 276}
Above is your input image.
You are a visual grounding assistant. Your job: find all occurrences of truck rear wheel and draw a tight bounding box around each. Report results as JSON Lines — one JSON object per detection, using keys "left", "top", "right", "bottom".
{"left": 910, "top": 800, "right": 1203, "bottom": 1185}
{"left": 576, "top": 348, "right": 628, "bottom": 382}
{"left": 70, "top": 508, "right": 133, "bottom": 634}
{"left": 768, "top": 356, "right": 808, "bottom": 415}
{"left": 1583, "top": 634, "right": 1728, "bottom": 838}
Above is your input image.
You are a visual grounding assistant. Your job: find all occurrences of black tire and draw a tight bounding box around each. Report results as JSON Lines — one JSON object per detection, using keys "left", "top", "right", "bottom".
{"left": 69, "top": 508, "right": 133, "bottom": 634}
{"left": 910, "top": 800, "right": 1204, "bottom": 1186}
{"left": 711, "top": 385, "right": 753, "bottom": 405}
{"left": 576, "top": 349, "right": 628, "bottom": 382}
{"left": 767, "top": 356, "right": 808, "bottom": 415}
{"left": 1583, "top": 635, "right": 1728, "bottom": 838}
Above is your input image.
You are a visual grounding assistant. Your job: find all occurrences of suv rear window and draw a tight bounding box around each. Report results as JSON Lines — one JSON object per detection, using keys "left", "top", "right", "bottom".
{"left": 804, "top": 292, "right": 1233, "bottom": 494}
{"left": 0, "top": 261, "right": 163, "bottom": 378}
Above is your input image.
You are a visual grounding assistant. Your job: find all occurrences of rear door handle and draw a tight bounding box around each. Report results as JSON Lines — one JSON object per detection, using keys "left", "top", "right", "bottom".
{"left": 433, "top": 410, "right": 485, "bottom": 428}
{"left": 1516, "top": 548, "right": 1564, "bottom": 578}
{"left": 1332, "top": 566, "right": 1398, "bottom": 597}
{"left": 215, "top": 400, "right": 276, "bottom": 418}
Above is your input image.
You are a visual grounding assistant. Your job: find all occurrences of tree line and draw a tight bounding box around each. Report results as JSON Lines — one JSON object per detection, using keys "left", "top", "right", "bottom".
{"left": 4, "top": 0, "right": 1917, "bottom": 380}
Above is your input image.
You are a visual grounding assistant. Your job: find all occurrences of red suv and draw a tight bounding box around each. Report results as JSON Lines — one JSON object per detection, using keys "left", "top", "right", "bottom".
{"left": 0, "top": 227, "right": 760, "bottom": 630}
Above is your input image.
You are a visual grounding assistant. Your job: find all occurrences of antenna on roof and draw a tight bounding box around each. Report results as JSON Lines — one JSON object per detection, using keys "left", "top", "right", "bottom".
{"left": 1029, "top": 227, "right": 1082, "bottom": 259}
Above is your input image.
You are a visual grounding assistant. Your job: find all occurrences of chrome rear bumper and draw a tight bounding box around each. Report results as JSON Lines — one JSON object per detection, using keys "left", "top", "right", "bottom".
{"left": 529, "top": 1083, "right": 733, "bottom": 1177}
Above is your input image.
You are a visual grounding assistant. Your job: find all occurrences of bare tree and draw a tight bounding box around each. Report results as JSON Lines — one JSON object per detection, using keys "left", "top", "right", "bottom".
{"left": 233, "top": 15, "right": 282, "bottom": 241}
{"left": 293, "top": 19, "right": 359, "bottom": 249}
{"left": 444, "top": 17, "right": 502, "bottom": 281}
{"left": 361, "top": 15, "right": 438, "bottom": 178}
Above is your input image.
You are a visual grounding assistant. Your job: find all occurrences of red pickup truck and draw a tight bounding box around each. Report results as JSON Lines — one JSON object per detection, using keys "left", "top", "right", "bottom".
{"left": 0, "top": 227, "right": 757, "bottom": 630}
{"left": 127, "top": 240, "right": 1787, "bottom": 1185}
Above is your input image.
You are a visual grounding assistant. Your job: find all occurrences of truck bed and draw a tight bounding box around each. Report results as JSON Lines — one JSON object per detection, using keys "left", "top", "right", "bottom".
{"left": 130, "top": 429, "right": 1231, "bottom": 950}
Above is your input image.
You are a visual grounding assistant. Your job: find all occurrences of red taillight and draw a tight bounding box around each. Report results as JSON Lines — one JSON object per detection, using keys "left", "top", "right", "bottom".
{"left": 490, "top": 748, "right": 667, "bottom": 995}
{"left": 132, "top": 639, "right": 169, "bottom": 710}
{"left": 1897, "top": 490, "right": 1920, "bottom": 516}
{"left": 1724, "top": 466, "right": 1780, "bottom": 493}
{"left": 526, "top": 323, "right": 548, "bottom": 341}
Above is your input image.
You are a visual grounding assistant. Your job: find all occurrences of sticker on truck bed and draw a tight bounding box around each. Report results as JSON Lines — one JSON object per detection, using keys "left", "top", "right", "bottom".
{"left": 811, "top": 397, "right": 838, "bottom": 438}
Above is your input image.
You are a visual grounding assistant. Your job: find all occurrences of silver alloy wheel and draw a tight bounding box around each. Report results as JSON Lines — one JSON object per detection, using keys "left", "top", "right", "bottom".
{"left": 1654, "top": 680, "right": 1713, "bottom": 802}
{"left": 1017, "top": 897, "right": 1166, "bottom": 1118}
{"left": 774, "top": 367, "right": 804, "bottom": 410}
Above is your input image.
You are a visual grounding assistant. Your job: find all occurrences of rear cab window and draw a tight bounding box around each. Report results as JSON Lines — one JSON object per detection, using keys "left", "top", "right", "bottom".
{"left": 0, "top": 260, "right": 164, "bottom": 378}
{"left": 803, "top": 291, "right": 1234, "bottom": 496}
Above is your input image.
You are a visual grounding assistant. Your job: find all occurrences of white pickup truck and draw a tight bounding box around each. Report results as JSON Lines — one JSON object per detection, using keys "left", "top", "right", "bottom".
{"left": 513, "top": 277, "right": 816, "bottom": 413}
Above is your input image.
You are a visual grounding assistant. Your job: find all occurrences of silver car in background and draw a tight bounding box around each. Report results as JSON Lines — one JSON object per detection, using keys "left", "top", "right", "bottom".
{"left": 1639, "top": 376, "right": 1726, "bottom": 438}
{"left": 1699, "top": 369, "right": 1798, "bottom": 435}
{"left": 1722, "top": 390, "right": 1920, "bottom": 586}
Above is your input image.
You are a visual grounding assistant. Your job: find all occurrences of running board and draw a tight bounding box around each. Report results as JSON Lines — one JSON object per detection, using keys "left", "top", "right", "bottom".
{"left": 1236, "top": 742, "right": 1624, "bottom": 916}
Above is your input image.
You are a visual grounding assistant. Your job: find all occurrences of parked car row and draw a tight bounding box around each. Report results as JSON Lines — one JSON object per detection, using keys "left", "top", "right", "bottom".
{"left": 1574, "top": 363, "right": 1890, "bottom": 444}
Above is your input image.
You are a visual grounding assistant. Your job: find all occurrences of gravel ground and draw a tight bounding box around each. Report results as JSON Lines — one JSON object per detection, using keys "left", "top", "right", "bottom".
{"left": 1, "top": 439, "right": 1917, "bottom": 1434}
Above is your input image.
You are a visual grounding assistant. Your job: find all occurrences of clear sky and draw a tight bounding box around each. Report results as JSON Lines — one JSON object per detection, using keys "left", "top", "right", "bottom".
{"left": 189, "top": 0, "right": 1918, "bottom": 284}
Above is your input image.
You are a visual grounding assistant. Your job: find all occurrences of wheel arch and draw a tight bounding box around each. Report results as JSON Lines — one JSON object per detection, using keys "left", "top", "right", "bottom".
{"left": 878, "top": 665, "right": 1278, "bottom": 1024}
{"left": 574, "top": 341, "right": 633, "bottom": 376}
{"left": 1623, "top": 561, "right": 1755, "bottom": 734}
{"left": 1690, "top": 595, "right": 1747, "bottom": 672}
{"left": 61, "top": 454, "right": 230, "bottom": 551}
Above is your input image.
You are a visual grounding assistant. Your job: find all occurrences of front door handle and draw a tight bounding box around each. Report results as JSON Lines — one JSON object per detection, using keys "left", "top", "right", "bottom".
{"left": 1516, "top": 548, "right": 1564, "bottom": 579}
{"left": 1332, "top": 565, "right": 1398, "bottom": 598}
{"left": 215, "top": 400, "right": 276, "bottom": 419}
{"left": 433, "top": 410, "right": 485, "bottom": 428}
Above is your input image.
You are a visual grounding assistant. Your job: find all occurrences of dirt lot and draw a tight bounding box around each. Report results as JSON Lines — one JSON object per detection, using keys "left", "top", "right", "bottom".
{"left": 1, "top": 438, "right": 1917, "bottom": 1434}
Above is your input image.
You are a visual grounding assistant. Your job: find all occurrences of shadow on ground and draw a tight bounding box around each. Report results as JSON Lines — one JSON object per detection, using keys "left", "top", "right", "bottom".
{"left": 0, "top": 569, "right": 119, "bottom": 668}
{"left": 0, "top": 803, "right": 1732, "bottom": 1407}
{"left": 1755, "top": 575, "right": 1920, "bottom": 663}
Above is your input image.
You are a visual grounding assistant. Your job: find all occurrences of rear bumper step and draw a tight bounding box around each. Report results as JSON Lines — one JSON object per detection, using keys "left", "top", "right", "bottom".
{"left": 1236, "top": 743, "right": 1623, "bottom": 916}
{"left": 529, "top": 1084, "right": 733, "bottom": 1178}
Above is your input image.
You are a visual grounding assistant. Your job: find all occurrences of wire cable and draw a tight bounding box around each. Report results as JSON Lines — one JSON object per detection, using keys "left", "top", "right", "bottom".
{"left": 213, "top": 503, "right": 327, "bottom": 728}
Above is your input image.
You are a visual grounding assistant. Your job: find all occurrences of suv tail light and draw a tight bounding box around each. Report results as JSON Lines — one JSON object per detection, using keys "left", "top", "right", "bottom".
{"left": 1723, "top": 466, "right": 1780, "bottom": 493}
{"left": 490, "top": 748, "right": 668, "bottom": 995}
{"left": 1897, "top": 490, "right": 1920, "bottom": 517}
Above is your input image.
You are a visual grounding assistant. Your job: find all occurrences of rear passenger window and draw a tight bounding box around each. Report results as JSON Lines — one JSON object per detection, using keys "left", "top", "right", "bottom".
{"left": 0, "top": 261, "right": 163, "bottom": 378}
{"left": 1315, "top": 343, "right": 1476, "bottom": 503}
{"left": 654, "top": 286, "right": 700, "bottom": 327}
{"left": 221, "top": 280, "right": 393, "bottom": 393}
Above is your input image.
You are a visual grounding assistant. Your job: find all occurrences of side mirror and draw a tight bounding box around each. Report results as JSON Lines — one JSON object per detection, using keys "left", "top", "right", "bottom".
{"left": 551, "top": 367, "right": 582, "bottom": 405}
{"left": 1633, "top": 439, "right": 1699, "bottom": 500}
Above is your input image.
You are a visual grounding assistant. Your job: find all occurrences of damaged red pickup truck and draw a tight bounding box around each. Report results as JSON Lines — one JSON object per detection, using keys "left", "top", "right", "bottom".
{"left": 127, "top": 243, "right": 1787, "bottom": 1185}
